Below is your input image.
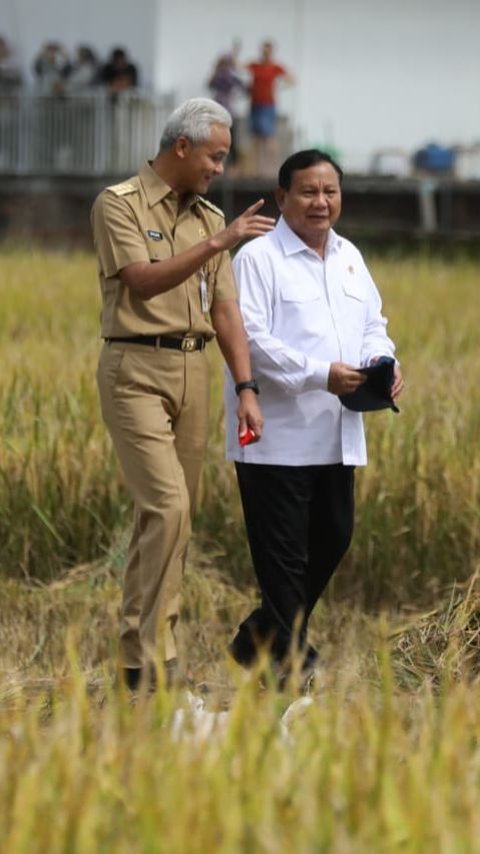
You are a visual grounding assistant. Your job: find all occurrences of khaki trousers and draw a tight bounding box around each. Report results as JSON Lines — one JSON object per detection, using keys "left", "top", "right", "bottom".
{"left": 97, "top": 342, "right": 209, "bottom": 668}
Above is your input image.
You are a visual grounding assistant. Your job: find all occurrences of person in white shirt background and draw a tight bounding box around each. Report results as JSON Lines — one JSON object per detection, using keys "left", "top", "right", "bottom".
{"left": 225, "top": 148, "right": 405, "bottom": 686}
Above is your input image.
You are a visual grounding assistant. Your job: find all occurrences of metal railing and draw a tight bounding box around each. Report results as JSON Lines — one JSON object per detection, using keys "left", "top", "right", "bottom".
{"left": 0, "top": 91, "right": 175, "bottom": 175}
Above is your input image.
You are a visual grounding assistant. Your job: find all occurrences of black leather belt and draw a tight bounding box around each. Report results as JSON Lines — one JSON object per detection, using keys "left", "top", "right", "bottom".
{"left": 105, "top": 335, "right": 206, "bottom": 352}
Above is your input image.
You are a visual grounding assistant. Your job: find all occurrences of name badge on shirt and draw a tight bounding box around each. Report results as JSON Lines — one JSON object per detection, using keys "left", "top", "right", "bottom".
{"left": 146, "top": 229, "right": 163, "bottom": 241}
{"left": 199, "top": 276, "right": 209, "bottom": 313}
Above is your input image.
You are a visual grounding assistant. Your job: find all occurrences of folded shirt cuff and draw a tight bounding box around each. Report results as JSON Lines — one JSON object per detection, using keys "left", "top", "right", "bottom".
{"left": 303, "top": 359, "right": 331, "bottom": 392}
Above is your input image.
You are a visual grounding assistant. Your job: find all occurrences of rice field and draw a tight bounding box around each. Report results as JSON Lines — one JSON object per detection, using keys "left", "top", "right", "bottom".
{"left": 1, "top": 247, "right": 479, "bottom": 601}
{"left": 1, "top": 246, "right": 480, "bottom": 851}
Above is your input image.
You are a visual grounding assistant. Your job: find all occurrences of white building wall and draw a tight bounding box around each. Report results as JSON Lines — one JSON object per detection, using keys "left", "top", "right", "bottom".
{"left": 3, "top": 0, "right": 479, "bottom": 172}
{"left": 299, "top": 0, "right": 480, "bottom": 170}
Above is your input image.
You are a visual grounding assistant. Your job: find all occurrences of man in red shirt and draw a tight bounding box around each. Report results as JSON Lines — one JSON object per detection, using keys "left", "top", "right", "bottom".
{"left": 247, "top": 41, "right": 294, "bottom": 176}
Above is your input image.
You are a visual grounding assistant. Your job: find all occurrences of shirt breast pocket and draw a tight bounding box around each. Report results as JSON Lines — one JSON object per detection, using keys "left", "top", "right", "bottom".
{"left": 278, "top": 280, "right": 324, "bottom": 335}
{"left": 279, "top": 280, "right": 322, "bottom": 304}
{"left": 145, "top": 234, "right": 172, "bottom": 263}
{"left": 342, "top": 279, "right": 367, "bottom": 331}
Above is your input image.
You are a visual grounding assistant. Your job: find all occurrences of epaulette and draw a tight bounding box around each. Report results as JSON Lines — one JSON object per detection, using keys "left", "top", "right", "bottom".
{"left": 106, "top": 181, "right": 138, "bottom": 197}
{"left": 198, "top": 197, "right": 225, "bottom": 218}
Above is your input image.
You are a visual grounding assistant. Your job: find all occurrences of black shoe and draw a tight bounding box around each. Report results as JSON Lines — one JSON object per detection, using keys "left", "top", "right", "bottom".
{"left": 228, "top": 628, "right": 259, "bottom": 668}
{"left": 123, "top": 663, "right": 157, "bottom": 694}
{"left": 303, "top": 645, "right": 319, "bottom": 669}
{"left": 123, "top": 667, "right": 142, "bottom": 692}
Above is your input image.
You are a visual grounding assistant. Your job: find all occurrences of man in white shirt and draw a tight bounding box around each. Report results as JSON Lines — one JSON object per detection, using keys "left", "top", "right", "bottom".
{"left": 225, "top": 149, "right": 404, "bottom": 686}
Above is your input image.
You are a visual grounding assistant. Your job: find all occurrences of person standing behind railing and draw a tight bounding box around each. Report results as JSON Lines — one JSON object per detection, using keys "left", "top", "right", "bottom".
{"left": 65, "top": 46, "right": 100, "bottom": 93}
{"left": 32, "top": 42, "right": 70, "bottom": 96}
{"left": 246, "top": 40, "right": 294, "bottom": 177}
{"left": 99, "top": 47, "right": 140, "bottom": 172}
{"left": 60, "top": 46, "right": 101, "bottom": 172}
{"left": 208, "top": 43, "right": 247, "bottom": 176}
{"left": 0, "top": 36, "right": 22, "bottom": 172}
{"left": 0, "top": 35, "right": 22, "bottom": 92}
{"left": 100, "top": 47, "right": 139, "bottom": 94}
{"left": 30, "top": 42, "right": 71, "bottom": 170}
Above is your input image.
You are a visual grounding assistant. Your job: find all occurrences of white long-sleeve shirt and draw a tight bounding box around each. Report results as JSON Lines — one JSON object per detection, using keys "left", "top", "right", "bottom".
{"left": 225, "top": 216, "right": 396, "bottom": 466}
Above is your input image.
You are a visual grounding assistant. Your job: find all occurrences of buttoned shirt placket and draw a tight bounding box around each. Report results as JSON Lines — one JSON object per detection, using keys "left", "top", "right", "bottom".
{"left": 321, "top": 236, "right": 347, "bottom": 461}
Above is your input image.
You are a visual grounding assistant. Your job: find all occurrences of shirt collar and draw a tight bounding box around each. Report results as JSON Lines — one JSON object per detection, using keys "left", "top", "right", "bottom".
{"left": 275, "top": 215, "right": 342, "bottom": 258}
{"left": 139, "top": 161, "right": 172, "bottom": 207}
{"left": 139, "top": 161, "right": 199, "bottom": 210}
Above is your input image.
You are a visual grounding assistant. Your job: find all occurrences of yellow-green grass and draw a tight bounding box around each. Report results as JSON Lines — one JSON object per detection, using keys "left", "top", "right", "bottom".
{"left": 0, "top": 249, "right": 126, "bottom": 578}
{"left": 2, "top": 566, "right": 480, "bottom": 852}
{"left": 1, "top": 247, "right": 480, "bottom": 604}
{"left": 2, "top": 245, "right": 480, "bottom": 850}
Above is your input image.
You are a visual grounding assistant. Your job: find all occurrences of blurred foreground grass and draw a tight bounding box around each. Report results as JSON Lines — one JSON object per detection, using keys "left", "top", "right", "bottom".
{"left": 2, "top": 563, "right": 480, "bottom": 852}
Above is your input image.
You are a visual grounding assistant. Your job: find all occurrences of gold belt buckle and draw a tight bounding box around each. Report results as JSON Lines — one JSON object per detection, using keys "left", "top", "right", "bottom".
{"left": 181, "top": 337, "right": 197, "bottom": 352}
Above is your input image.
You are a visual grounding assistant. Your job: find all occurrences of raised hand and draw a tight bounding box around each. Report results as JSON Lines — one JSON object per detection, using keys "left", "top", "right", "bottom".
{"left": 216, "top": 199, "right": 276, "bottom": 251}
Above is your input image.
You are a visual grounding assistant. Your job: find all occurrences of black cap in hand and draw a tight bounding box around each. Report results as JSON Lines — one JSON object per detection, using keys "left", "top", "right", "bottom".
{"left": 340, "top": 356, "right": 399, "bottom": 413}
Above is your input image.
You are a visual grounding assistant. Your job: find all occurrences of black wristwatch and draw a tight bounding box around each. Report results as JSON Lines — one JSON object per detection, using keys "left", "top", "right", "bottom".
{"left": 235, "top": 379, "right": 260, "bottom": 395}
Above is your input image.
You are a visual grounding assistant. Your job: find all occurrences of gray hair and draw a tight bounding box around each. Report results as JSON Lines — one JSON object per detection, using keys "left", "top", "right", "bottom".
{"left": 160, "top": 98, "right": 232, "bottom": 150}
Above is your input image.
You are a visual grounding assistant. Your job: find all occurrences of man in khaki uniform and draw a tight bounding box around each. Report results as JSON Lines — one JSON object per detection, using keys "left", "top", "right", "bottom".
{"left": 91, "top": 98, "right": 273, "bottom": 691}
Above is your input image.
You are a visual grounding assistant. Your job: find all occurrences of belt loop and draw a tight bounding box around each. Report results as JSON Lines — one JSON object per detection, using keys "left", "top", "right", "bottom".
{"left": 155, "top": 335, "right": 161, "bottom": 350}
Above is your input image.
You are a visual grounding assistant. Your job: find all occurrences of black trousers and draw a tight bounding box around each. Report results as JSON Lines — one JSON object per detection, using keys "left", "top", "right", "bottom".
{"left": 231, "top": 462, "right": 355, "bottom": 667}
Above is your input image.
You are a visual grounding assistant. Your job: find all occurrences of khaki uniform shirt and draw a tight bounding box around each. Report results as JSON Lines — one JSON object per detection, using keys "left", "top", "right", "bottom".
{"left": 91, "top": 161, "right": 237, "bottom": 338}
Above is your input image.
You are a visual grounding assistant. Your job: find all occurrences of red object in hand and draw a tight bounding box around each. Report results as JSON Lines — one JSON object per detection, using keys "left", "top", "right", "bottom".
{"left": 238, "top": 426, "right": 257, "bottom": 447}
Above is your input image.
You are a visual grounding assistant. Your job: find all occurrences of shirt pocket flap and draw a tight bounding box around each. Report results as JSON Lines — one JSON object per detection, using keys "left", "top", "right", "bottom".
{"left": 150, "top": 246, "right": 173, "bottom": 263}
{"left": 279, "top": 280, "right": 321, "bottom": 303}
{"left": 144, "top": 231, "right": 172, "bottom": 262}
{"left": 342, "top": 279, "right": 366, "bottom": 301}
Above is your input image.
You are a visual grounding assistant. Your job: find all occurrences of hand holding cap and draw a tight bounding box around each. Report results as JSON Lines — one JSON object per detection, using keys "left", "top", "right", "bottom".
{"left": 340, "top": 356, "right": 399, "bottom": 413}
